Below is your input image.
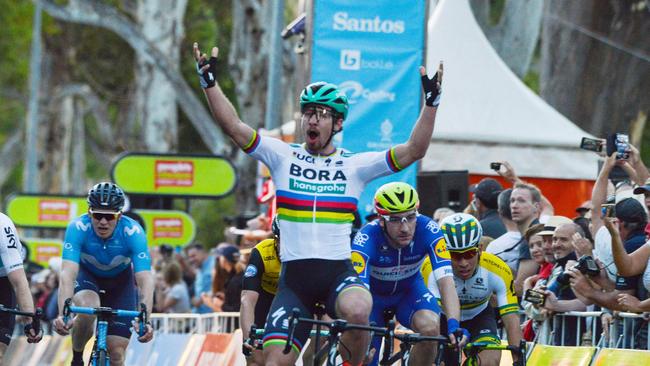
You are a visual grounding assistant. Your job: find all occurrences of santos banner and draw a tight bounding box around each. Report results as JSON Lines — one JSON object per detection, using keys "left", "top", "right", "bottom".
{"left": 311, "top": 0, "right": 426, "bottom": 219}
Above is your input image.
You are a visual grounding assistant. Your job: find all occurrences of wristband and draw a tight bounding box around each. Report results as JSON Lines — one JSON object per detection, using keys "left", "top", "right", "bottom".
{"left": 447, "top": 318, "right": 460, "bottom": 334}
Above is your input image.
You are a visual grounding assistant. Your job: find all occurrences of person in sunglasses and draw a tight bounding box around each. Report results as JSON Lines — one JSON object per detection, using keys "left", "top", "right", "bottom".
{"left": 422, "top": 213, "right": 522, "bottom": 366}
{"left": 53, "top": 182, "right": 154, "bottom": 366}
{"left": 351, "top": 182, "right": 466, "bottom": 366}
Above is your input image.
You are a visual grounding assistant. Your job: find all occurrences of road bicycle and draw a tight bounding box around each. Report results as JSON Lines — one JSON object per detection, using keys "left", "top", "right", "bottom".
{"left": 62, "top": 298, "right": 148, "bottom": 366}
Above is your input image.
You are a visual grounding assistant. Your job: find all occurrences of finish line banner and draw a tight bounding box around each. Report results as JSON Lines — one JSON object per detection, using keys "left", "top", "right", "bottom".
{"left": 311, "top": 0, "right": 426, "bottom": 219}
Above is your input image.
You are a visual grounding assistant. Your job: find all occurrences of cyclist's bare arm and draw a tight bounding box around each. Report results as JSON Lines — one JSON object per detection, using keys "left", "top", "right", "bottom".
{"left": 58, "top": 260, "right": 79, "bottom": 313}
{"left": 135, "top": 271, "right": 154, "bottom": 316}
{"left": 7, "top": 268, "right": 35, "bottom": 315}
{"left": 501, "top": 313, "right": 522, "bottom": 359}
{"left": 392, "top": 63, "right": 442, "bottom": 169}
{"left": 193, "top": 44, "right": 255, "bottom": 149}
{"left": 240, "top": 290, "right": 259, "bottom": 340}
{"left": 438, "top": 276, "right": 461, "bottom": 321}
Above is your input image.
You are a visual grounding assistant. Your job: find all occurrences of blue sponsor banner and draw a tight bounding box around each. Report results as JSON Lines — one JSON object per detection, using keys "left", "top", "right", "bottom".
{"left": 311, "top": 0, "right": 426, "bottom": 219}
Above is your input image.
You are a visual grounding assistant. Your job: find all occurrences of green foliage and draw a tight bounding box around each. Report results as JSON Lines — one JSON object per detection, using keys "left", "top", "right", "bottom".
{"left": 488, "top": 0, "right": 506, "bottom": 26}
{"left": 188, "top": 195, "right": 237, "bottom": 249}
{"left": 523, "top": 70, "right": 540, "bottom": 94}
{"left": 178, "top": 0, "right": 236, "bottom": 153}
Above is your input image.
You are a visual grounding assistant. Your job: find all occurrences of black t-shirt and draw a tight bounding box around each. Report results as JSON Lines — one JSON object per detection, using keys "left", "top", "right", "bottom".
{"left": 517, "top": 219, "right": 540, "bottom": 261}
{"left": 615, "top": 232, "right": 646, "bottom": 294}
{"left": 222, "top": 271, "right": 243, "bottom": 312}
{"left": 479, "top": 209, "right": 507, "bottom": 239}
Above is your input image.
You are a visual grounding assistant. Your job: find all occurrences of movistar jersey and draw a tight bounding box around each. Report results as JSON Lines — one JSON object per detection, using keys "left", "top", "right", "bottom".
{"left": 63, "top": 214, "right": 151, "bottom": 278}
{"left": 0, "top": 213, "right": 24, "bottom": 277}
{"left": 244, "top": 132, "right": 402, "bottom": 261}
{"left": 422, "top": 252, "right": 518, "bottom": 321}
{"left": 351, "top": 216, "right": 453, "bottom": 296}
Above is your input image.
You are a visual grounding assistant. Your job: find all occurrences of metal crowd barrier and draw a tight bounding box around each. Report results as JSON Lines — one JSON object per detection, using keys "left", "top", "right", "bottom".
{"left": 150, "top": 311, "right": 240, "bottom": 334}
{"left": 536, "top": 311, "right": 650, "bottom": 350}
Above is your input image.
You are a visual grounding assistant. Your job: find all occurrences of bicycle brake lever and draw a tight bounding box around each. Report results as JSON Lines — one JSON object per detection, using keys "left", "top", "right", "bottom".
{"left": 282, "top": 308, "right": 300, "bottom": 355}
{"left": 138, "top": 303, "right": 148, "bottom": 337}
{"left": 62, "top": 298, "right": 72, "bottom": 323}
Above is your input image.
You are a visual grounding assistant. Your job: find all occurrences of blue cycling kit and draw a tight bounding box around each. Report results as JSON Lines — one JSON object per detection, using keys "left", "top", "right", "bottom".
{"left": 63, "top": 214, "right": 150, "bottom": 277}
{"left": 351, "top": 215, "right": 453, "bottom": 365}
{"left": 63, "top": 214, "right": 151, "bottom": 338}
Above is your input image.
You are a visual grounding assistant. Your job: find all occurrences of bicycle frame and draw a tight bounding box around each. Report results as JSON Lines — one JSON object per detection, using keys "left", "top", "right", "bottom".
{"left": 63, "top": 298, "right": 147, "bottom": 366}
{"left": 449, "top": 340, "right": 527, "bottom": 366}
{"left": 283, "top": 308, "right": 388, "bottom": 366}
{"left": 379, "top": 320, "right": 450, "bottom": 366}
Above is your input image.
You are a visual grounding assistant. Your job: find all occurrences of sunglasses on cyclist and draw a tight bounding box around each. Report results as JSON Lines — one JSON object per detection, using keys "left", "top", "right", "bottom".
{"left": 449, "top": 248, "right": 479, "bottom": 260}
{"left": 302, "top": 106, "right": 335, "bottom": 121}
{"left": 89, "top": 210, "right": 121, "bottom": 222}
{"left": 381, "top": 212, "right": 418, "bottom": 225}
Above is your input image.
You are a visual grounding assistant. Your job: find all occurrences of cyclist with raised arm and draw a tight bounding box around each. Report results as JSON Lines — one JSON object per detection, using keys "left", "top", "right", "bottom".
{"left": 193, "top": 43, "right": 443, "bottom": 366}
{"left": 0, "top": 213, "right": 42, "bottom": 362}
{"left": 422, "top": 213, "right": 522, "bottom": 366}
{"left": 53, "top": 183, "right": 154, "bottom": 366}
{"left": 352, "top": 182, "right": 467, "bottom": 366}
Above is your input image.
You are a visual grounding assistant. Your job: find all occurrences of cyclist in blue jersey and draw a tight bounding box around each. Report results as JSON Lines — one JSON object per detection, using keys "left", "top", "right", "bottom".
{"left": 352, "top": 183, "right": 467, "bottom": 366}
{"left": 53, "top": 183, "right": 154, "bottom": 366}
{"left": 194, "top": 43, "right": 443, "bottom": 366}
{"left": 0, "top": 213, "right": 42, "bottom": 363}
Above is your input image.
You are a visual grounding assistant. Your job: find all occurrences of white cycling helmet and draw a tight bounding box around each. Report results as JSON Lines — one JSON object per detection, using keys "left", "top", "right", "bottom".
{"left": 440, "top": 213, "right": 483, "bottom": 251}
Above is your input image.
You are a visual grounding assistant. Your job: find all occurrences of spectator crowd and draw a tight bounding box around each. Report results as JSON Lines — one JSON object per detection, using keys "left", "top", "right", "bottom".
{"left": 19, "top": 143, "right": 650, "bottom": 351}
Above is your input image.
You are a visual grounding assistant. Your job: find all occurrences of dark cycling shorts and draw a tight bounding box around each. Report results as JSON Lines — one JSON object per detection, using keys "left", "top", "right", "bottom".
{"left": 254, "top": 290, "right": 274, "bottom": 328}
{"left": 441, "top": 305, "right": 501, "bottom": 366}
{"left": 262, "top": 259, "right": 368, "bottom": 354}
{"left": 75, "top": 266, "right": 138, "bottom": 338}
{"left": 368, "top": 278, "right": 441, "bottom": 366}
{"left": 0, "top": 277, "right": 16, "bottom": 346}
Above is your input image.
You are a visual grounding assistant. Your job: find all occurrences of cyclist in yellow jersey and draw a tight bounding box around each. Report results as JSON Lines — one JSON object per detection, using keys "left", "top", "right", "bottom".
{"left": 241, "top": 218, "right": 281, "bottom": 366}
{"left": 422, "top": 213, "right": 522, "bottom": 366}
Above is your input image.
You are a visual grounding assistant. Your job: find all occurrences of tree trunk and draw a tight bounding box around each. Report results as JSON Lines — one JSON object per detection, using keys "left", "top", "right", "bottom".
{"left": 135, "top": 0, "right": 188, "bottom": 153}
{"left": 540, "top": 0, "right": 650, "bottom": 136}
{"left": 470, "top": 0, "right": 543, "bottom": 77}
{"left": 229, "top": 0, "right": 271, "bottom": 212}
{"left": 38, "top": 0, "right": 227, "bottom": 153}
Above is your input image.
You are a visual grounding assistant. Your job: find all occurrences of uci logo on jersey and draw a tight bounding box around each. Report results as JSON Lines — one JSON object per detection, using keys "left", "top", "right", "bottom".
{"left": 351, "top": 251, "right": 368, "bottom": 277}
{"left": 293, "top": 152, "right": 316, "bottom": 164}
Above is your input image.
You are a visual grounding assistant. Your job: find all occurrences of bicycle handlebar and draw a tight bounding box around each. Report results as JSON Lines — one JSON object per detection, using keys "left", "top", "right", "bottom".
{"left": 62, "top": 298, "right": 148, "bottom": 337}
{"left": 0, "top": 304, "right": 42, "bottom": 336}
{"left": 282, "top": 308, "right": 390, "bottom": 355}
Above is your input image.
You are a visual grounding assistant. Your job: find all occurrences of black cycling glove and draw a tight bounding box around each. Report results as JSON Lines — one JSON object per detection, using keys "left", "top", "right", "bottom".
{"left": 421, "top": 69, "right": 442, "bottom": 107}
{"left": 196, "top": 56, "right": 218, "bottom": 89}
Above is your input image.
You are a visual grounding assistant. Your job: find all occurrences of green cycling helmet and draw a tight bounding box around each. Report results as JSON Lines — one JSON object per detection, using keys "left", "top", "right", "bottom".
{"left": 374, "top": 182, "right": 420, "bottom": 215}
{"left": 440, "top": 213, "right": 483, "bottom": 251}
{"left": 300, "top": 82, "right": 349, "bottom": 120}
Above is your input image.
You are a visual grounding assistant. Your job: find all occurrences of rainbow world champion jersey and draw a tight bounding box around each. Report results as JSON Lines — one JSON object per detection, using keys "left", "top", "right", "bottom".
{"left": 244, "top": 132, "right": 403, "bottom": 262}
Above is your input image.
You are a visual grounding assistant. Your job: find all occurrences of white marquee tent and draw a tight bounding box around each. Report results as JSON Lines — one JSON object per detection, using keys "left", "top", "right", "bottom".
{"left": 422, "top": 0, "right": 599, "bottom": 180}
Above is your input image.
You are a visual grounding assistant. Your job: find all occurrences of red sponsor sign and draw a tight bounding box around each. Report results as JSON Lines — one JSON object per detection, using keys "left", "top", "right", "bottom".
{"left": 153, "top": 218, "right": 183, "bottom": 239}
{"left": 38, "top": 200, "right": 70, "bottom": 222}
{"left": 155, "top": 160, "right": 194, "bottom": 189}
